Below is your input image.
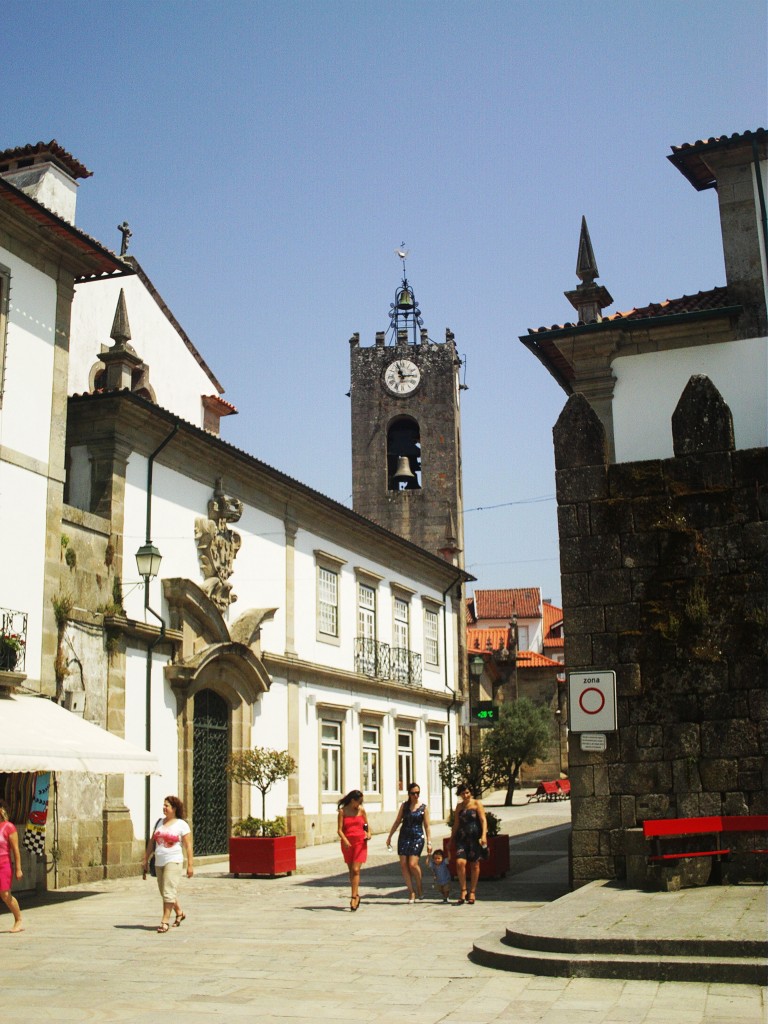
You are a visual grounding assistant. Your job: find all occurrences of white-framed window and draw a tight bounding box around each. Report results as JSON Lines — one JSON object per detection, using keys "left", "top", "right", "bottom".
{"left": 397, "top": 729, "right": 414, "bottom": 793}
{"left": 394, "top": 597, "right": 409, "bottom": 650}
{"left": 357, "top": 583, "right": 376, "bottom": 640}
{"left": 315, "top": 550, "right": 346, "bottom": 645}
{"left": 424, "top": 606, "right": 439, "bottom": 666}
{"left": 392, "top": 597, "right": 411, "bottom": 682}
{"left": 319, "top": 568, "right": 338, "bottom": 636}
{"left": 0, "top": 266, "right": 10, "bottom": 402}
{"left": 321, "top": 719, "right": 342, "bottom": 794}
{"left": 362, "top": 725, "right": 380, "bottom": 793}
{"left": 517, "top": 624, "right": 530, "bottom": 650}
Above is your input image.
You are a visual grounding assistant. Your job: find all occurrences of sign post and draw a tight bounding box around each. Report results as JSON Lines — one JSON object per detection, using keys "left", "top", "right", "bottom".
{"left": 568, "top": 671, "right": 617, "bottom": 734}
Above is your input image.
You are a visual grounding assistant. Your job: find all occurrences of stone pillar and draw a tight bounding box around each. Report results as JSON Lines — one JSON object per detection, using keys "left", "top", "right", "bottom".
{"left": 41, "top": 273, "right": 76, "bottom": 697}
{"left": 87, "top": 436, "right": 133, "bottom": 521}
{"left": 283, "top": 511, "right": 305, "bottom": 844}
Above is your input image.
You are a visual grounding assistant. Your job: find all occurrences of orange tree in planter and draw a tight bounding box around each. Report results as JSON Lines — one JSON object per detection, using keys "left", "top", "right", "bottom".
{"left": 226, "top": 747, "right": 297, "bottom": 836}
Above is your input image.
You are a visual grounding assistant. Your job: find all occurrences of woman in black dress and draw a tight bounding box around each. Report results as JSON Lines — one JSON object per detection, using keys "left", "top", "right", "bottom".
{"left": 450, "top": 782, "right": 488, "bottom": 904}
{"left": 386, "top": 782, "right": 432, "bottom": 902}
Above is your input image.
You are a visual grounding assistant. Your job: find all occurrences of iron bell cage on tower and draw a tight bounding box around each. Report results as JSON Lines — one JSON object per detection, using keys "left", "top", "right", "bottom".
{"left": 349, "top": 252, "right": 465, "bottom": 564}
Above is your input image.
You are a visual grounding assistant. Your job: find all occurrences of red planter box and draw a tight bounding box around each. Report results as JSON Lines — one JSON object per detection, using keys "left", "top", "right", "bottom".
{"left": 443, "top": 834, "right": 510, "bottom": 880}
{"left": 229, "top": 835, "right": 296, "bottom": 877}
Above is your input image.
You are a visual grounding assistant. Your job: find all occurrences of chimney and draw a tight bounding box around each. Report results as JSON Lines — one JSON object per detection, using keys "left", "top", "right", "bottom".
{"left": 668, "top": 129, "right": 768, "bottom": 338}
{"left": 0, "top": 140, "right": 92, "bottom": 224}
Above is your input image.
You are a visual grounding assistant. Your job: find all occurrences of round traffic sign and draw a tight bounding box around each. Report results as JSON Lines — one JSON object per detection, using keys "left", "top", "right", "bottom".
{"left": 578, "top": 687, "right": 606, "bottom": 715}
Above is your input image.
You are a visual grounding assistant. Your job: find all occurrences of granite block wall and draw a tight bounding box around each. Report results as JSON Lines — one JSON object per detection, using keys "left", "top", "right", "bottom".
{"left": 554, "top": 377, "right": 767, "bottom": 888}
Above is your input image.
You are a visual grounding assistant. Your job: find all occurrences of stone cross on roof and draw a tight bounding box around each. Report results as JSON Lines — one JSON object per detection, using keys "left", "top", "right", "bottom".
{"left": 117, "top": 221, "right": 132, "bottom": 256}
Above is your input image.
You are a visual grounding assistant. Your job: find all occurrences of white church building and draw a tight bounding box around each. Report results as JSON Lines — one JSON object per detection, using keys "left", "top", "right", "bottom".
{"left": 0, "top": 141, "right": 468, "bottom": 886}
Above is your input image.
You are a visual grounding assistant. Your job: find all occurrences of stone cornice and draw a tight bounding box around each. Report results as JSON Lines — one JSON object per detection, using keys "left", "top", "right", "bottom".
{"left": 102, "top": 613, "right": 182, "bottom": 647}
{"left": 263, "top": 651, "right": 456, "bottom": 708}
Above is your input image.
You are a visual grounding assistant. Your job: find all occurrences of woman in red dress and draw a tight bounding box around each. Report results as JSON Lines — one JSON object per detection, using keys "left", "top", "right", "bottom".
{"left": 337, "top": 789, "right": 370, "bottom": 911}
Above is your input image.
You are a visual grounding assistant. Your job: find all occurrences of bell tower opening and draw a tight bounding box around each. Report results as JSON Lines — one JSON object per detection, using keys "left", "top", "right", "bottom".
{"left": 387, "top": 417, "right": 421, "bottom": 490}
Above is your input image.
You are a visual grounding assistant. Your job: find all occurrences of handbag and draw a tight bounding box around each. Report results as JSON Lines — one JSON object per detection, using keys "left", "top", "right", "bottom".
{"left": 148, "top": 817, "right": 162, "bottom": 876}
{"left": 479, "top": 841, "right": 490, "bottom": 860}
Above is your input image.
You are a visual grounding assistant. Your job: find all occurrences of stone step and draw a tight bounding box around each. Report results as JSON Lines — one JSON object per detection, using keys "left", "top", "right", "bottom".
{"left": 504, "top": 926, "right": 766, "bottom": 960}
{"left": 471, "top": 930, "right": 768, "bottom": 986}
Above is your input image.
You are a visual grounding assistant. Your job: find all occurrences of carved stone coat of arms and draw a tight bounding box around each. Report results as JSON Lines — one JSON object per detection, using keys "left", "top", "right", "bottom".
{"left": 195, "top": 478, "right": 243, "bottom": 613}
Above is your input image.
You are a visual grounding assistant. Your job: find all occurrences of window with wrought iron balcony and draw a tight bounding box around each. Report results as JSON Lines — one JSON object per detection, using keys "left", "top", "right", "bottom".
{"left": 354, "top": 637, "right": 422, "bottom": 686}
{"left": 0, "top": 608, "right": 27, "bottom": 673}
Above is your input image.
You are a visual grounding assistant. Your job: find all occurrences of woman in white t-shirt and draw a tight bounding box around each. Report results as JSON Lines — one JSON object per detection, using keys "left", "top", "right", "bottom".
{"left": 142, "top": 795, "right": 194, "bottom": 933}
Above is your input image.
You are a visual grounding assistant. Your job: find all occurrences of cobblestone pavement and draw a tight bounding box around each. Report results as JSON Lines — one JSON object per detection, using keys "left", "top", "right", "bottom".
{"left": 3, "top": 798, "right": 765, "bottom": 1023}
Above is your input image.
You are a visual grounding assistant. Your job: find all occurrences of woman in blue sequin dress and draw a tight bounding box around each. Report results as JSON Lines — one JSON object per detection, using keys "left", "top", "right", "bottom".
{"left": 386, "top": 783, "right": 432, "bottom": 902}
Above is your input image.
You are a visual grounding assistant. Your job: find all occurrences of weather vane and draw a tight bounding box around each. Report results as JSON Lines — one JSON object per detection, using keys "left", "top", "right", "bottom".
{"left": 389, "top": 243, "right": 423, "bottom": 343}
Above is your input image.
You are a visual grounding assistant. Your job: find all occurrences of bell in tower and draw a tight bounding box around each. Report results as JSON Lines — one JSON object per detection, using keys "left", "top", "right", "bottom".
{"left": 348, "top": 249, "right": 465, "bottom": 565}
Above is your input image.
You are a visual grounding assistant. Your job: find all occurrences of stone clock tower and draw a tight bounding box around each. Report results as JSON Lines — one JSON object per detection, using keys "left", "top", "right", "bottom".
{"left": 349, "top": 259, "right": 465, "bottom": 565}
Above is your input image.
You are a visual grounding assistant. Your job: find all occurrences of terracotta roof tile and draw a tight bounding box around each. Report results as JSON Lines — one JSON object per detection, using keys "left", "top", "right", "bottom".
{"left": 542, "top": 601, "right": 564, "bottom": 648}
{"left": 516, "top": 651, "right": 562, "bottom": 668}
{"left": 474, "top": 588, "right": 541, "bottom": 620}
{"left": 0, "top": 139, "right": 92, "bottom": 179}
{"left": 0, "top": 177, "right": 131, "bottom": 281}
{"left": 668, "top": 128, "right": 767, "bottom": 191}
{"left": 467, "top": 627, "right": 512, "bottom": 653}
{"left": 202, "top": 394, "right": 238, "bottom": 418}
{"left": 525, "top": 287, "right": 731, "bottom": 337}
{"left": 520, "top": 287, "right": 736, "bottom": 393}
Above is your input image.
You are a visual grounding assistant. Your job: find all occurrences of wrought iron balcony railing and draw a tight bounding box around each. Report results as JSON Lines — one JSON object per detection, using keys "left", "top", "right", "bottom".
{"left": 390, "top": 647, "right": 422, "bottom": 687}
{"left": 0, "top": 607, "right": 28, "bottom": 672}
{"left": 354, "top": 637, "right": 391, "bottom": 680}
{"left": 354, "top": 637, "right": 422, "bottom": 687}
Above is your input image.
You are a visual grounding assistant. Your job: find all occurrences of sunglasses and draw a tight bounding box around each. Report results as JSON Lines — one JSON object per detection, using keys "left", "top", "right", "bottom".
{"left": 409, "top": 789, "right": 420, "bottom": 795}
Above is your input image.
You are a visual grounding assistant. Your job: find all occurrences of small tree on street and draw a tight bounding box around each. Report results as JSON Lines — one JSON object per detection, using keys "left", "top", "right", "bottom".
{"left": 438, "top": 750, "right": 495, "bottom": 799}
{"left": 226, "top": 747, "right": 297, "bottom": 835}
{"left": 483, "top": 698, "right": 553, "bottom": 805}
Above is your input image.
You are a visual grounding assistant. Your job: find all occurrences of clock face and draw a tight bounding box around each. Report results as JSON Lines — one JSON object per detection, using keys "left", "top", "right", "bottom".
{"left": 384, "top": 358, "right": 421, "bottom": 396}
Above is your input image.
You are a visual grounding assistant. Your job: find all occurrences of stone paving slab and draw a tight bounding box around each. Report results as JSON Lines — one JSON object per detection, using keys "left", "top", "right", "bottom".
{"left": 506, "top": 878, "right": 768, "bottom": 954}
{"left": 3, "top": 797, "right": 766, "bottom": 1022}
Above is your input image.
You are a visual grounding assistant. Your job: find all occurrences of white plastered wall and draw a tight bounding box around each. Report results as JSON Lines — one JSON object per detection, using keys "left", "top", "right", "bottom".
{"left": 70, "top": 275, "right": 219, "bottom": 426}
{"left": 0, "top": 245, "right": 57, "bottom": 462}
{"left": 612, "top": 336, "right": 768, "bottom": 463}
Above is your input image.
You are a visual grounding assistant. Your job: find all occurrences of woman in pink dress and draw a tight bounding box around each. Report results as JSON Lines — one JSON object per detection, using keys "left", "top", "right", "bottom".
{"left": 337, "top": 789, "right": 370, "bottom": 911}
{"left": 0, "top": 799, "right": 24, "bottom": 932}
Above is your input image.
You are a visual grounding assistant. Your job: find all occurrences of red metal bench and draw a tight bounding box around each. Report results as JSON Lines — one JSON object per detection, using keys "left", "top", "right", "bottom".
{"left": 527, "top": 781, "right": 560, "bottom": 802}
{"left": 555, "top": 779, "right": 571, "bottom": 800}
{"left": 643, "top": 815, "right": 768, "bottom": 871}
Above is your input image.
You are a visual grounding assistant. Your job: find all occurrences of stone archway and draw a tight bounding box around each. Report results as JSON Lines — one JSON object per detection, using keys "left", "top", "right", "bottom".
{"left": 162, "top": 577, "right": 276, "bottom": 849}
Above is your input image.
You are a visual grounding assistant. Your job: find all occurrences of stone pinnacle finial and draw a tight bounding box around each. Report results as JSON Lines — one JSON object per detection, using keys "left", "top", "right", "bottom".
{"left": 564, "top": 217, "right": 613, "bottom": 323}
{"left": 575, "top": 216, "right": 599, "bottom": 284}
{"left": 110, "top": 289, "right": 132, "bottom": 350}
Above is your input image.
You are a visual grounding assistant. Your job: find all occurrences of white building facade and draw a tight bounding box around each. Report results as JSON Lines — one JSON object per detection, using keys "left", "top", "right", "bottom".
{"left": 0, "top": 141, "right": 467, "bottom": 886}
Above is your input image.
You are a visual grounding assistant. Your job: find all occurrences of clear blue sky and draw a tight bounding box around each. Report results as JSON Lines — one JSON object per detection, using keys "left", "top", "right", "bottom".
{"left": 7, "top": 1, "right": 766, "bottom": 606}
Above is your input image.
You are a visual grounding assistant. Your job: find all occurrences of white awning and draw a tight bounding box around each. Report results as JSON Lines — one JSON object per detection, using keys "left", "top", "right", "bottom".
{"left": 0, "top": 693, "right": 160, "bottom": 774}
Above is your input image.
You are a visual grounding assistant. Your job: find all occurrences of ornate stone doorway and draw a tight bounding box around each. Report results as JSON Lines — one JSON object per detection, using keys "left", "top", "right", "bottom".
{"left": 192, "top": 689, "right": 229, "bottom": 856}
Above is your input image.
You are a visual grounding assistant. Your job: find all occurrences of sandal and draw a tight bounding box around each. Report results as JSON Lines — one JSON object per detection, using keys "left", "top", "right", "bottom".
{"left": 408, "top": 893, "right": 416, "bottom": 904}
{"left": 457, "top": 890, "right": 467, "bottom": 905}
{"left": 173, "top": 913, "right": 186, "bottom": 927}
{"left": 467, "top": 892, "right": 476, "bottom": 905}
{"left": 157, "top": 923, "right": 170, "bottom": 933}
{"left": 350, "top": 895, "right": 360, "bottom": 912}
